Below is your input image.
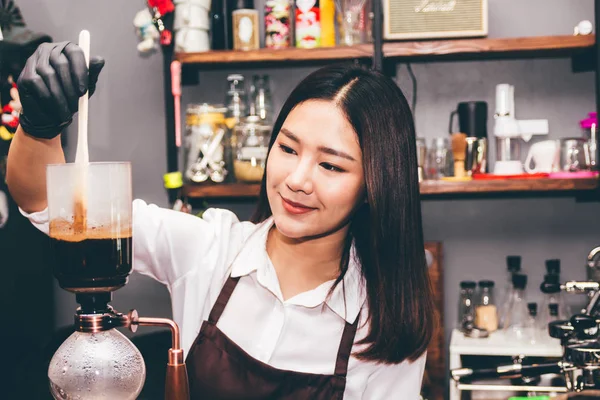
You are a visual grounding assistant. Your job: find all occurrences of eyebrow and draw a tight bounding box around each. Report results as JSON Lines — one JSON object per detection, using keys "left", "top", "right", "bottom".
{"left": 280, "top": 128, "right": 357, "bottom": 162}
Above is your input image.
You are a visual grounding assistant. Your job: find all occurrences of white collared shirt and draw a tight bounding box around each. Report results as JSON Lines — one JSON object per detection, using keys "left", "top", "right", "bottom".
{"left": 23, "top": 199, "right": 426, "bottom": 399}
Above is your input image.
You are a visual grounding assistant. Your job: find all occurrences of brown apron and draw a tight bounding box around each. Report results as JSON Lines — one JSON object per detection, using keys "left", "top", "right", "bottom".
{"left": 185, "top": 275, "right": 359, "bottom": 400}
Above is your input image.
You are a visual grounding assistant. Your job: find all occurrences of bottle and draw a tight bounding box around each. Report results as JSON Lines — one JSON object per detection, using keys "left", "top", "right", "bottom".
{"left": 457, "top": 281, "right": 477, "bottom": 331}
{"left": 232, "top": 7, "right": 260, "bottom": 51}
{"left": 265, "top": 0, "right": 291, "bottom": 49}
{"left": 544, "top": 259, "right": 571, "bottom": 317}
{"left": 228, "top": 0, "right": 258, "bottom": 50}
{"left": 539, "top": 273, "right": 571, "bottom": 333}
{"left": 526, "top": 302, "right": 539, "bottom": 345}
{"left": 546, "top": 259, "right": 561, "bottom": 276}
{"left": 504, "top": 273, "right": 529, "bottom": 341}
{"left": 319, "top": 0, "right": 335, "bottom": 47}
{"left": 210, "top": 0, "right": 227, "bottom": 49}
{"left": 499, "top": 255, "right": 521, "bottom": 328}
{"left": 475, "top": 280, "right": 498, "bottom": 332}
{"left": 295, "top": 0, "right": 321, "bottom": 48}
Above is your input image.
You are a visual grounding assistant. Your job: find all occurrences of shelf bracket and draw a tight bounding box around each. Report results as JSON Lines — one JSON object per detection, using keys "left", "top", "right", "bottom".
{"left": 372, "top": 0, "right": 383, "bottom": 71}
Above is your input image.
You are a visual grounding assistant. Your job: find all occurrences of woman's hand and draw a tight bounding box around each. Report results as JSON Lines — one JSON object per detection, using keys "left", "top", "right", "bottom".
{"left": 17, "top": 41, "right": 105, "bottom": 139}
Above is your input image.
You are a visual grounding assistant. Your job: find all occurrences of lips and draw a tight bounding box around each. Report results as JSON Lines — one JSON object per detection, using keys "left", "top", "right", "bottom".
{"left": 281, "top": 196, "right": 316, "bottom": 215}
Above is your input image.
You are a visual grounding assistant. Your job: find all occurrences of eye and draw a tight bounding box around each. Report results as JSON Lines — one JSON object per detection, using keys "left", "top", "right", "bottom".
{"left": 320, "top": 163, "right": 344, "bottom": 173}
{"left": 279, "top": 144, "right": 297, "bottom": 155}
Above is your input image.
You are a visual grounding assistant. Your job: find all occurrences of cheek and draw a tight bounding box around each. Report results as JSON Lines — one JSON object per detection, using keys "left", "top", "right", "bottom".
{"left": 319, "top": 175, "right": 365, "bottom": 208}
{"left": 266, "top": 151, "right": 281, "bottom": 186}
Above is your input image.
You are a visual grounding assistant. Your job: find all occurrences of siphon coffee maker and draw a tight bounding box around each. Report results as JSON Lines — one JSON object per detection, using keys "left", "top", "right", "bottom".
{"left": 46, "top": 162, "right": 189, "bottom": 400}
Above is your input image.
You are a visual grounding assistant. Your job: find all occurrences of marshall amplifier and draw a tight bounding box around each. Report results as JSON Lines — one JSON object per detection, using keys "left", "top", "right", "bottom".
{"left": 383, "top": 0, "right": 488, "bottom": 40}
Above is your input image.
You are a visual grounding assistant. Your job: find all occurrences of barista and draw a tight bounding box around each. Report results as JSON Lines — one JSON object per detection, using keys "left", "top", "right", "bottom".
{"left": 7, "top": 42, "right": 433, "bottom": 399}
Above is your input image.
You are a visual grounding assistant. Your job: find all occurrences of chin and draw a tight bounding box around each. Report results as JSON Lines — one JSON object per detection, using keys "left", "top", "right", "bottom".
{"left": 271, "top": 213, "right": 319, "bottom": 240}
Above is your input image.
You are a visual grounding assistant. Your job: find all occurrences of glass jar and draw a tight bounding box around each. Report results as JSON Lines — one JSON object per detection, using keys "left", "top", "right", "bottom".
{"left": 184, "top": 103, "right": 229, "bottom": 184}
{"left": 475, "top": 280, "right": 498, "bottom": 332}
{"left": 457, "top": 281, "right": 476, "bottom": 330}
{"left": 580, "top": 112, "right": 597, "bottom": 170}
{"left": 248, "top": 75, "right": 273, "bottom": 125}
{"left": 225, "top": 74, "right": 247, "bottom": 128}
{"left": 233, "top": 116, "right": 271, "bottom": 182}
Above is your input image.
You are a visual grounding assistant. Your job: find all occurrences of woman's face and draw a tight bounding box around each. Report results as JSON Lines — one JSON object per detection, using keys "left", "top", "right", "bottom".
{"left": 266, "top": 100, "right": 366, "bottom": 240}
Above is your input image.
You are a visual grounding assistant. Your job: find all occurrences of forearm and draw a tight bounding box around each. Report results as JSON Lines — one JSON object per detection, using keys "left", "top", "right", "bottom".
{"left": 6, "top": 125, "right": 66, "bottom": 213}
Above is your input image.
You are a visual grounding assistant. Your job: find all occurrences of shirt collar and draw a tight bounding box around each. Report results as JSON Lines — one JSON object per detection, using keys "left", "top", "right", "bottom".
{"left": 230, "top": 217, "right": 367, "bottom": 324}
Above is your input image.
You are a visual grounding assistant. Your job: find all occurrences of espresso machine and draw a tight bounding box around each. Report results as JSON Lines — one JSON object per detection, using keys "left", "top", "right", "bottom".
{"left": 451, "top": 246, "right": 600, "bottom": 395}
{"left": 46, "top": 162, "right": 189, "bottom": 400}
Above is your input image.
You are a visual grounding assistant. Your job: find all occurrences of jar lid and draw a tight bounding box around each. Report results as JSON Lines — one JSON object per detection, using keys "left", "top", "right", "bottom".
{"left": 244, "top": 115, "right": 263, "bottom": 123}
{"left": 580, "top": 112, "right": 597, "bottom": 129}
{"left": 506, "top": 255, "right": 521, "bottom": 272}
{"left": 460, "top": 281, "right": 476, "bottom": 289}
{"left": 527, "top": 302, "right": 538, "bottom": 316}
{"left": 512, "top": 273, "right": 527, "bottom": 289}
{"left": 546, "top": 259, "right": 560, "bottom": 275}
{"left": 478, "top": 280, "right": 494, "bottom": 288}
{"left": 227, "top": 74, "right": 244, "bottom": 82}
{"left": 187, "top": 103, "right": 227, "bottom": 114}
{"left": 238, "top": 115, "right": 272, "bottom": 132}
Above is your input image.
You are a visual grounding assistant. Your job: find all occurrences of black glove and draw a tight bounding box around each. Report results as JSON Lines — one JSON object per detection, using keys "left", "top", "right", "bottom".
{"left": 17, "top": 41, "right": 105, "bottom": 139}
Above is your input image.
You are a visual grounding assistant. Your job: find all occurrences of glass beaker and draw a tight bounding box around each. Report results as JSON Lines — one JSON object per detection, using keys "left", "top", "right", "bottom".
{"left": 427, "top": 137, "right": 450, "bottom": 179}
{"left": 335, "top": 0, "right": 367, "bottom": 46}
{"left": 47, "top": 162, "right": 132, "bottom": 293}
{"left": 504, "top": 273, "right": 529, "bottom": 341}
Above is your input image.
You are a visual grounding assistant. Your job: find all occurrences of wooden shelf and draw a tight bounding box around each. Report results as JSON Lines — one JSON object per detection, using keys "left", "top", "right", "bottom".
{"left": 383, "top": 34, "right": 594, "bottom": 61}
{"left": 176, "top": 35, "right": 594, "bottom": 66}
{"left": 183, "top": 178, "right": 599, "bottom": 199}
{"left": 176, "top": 44, "right": 373, "bottom": 65}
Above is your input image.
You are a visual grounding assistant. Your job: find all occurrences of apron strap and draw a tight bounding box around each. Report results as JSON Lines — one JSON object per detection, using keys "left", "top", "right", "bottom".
{"left": 208, "top": 276, "right": 241, "bottom": 324}
{"left": 334, "top": 315, "right": 360, "bottom": 377}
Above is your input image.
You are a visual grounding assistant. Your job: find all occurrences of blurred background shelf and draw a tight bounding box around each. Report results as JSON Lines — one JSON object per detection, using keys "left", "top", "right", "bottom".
{"left": 183, "top": 183, "right": 262, "bottom": 198}
{"left": 420, "top": 177, "right": 599, "bottom": 196}
{"left": 175, "top": 35, "right": 594, "bottom": 67}
{"left": 182, "top": 178, "right": 599, "bottom": 199}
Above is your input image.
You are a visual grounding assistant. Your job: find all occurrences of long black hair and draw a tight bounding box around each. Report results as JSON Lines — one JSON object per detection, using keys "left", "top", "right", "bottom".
{"left": 251, "top": 63, "right": 434, "bottom": 364}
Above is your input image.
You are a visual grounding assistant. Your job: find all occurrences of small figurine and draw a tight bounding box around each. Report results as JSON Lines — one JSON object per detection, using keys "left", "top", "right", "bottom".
{"left": 133, "top": 8, "right": 160, "bottom": 53}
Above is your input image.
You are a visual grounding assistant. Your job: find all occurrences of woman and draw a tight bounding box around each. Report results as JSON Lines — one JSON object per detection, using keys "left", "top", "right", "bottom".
{"left": 7, "top": 42, "right": 434, "bottom": 399}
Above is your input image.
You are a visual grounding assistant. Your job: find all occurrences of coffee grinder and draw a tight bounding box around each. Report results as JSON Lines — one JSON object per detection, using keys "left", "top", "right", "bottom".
{"left": 493, "top": 84, "right": 549, "bottom": 175}
{"left": 46, "top": 162, "right": 189, "bottom": 400}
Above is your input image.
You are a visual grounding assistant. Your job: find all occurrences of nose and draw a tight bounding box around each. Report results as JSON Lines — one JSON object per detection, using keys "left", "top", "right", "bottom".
{"left": 285, "top": 158, "right": 314, "bottom": 194}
